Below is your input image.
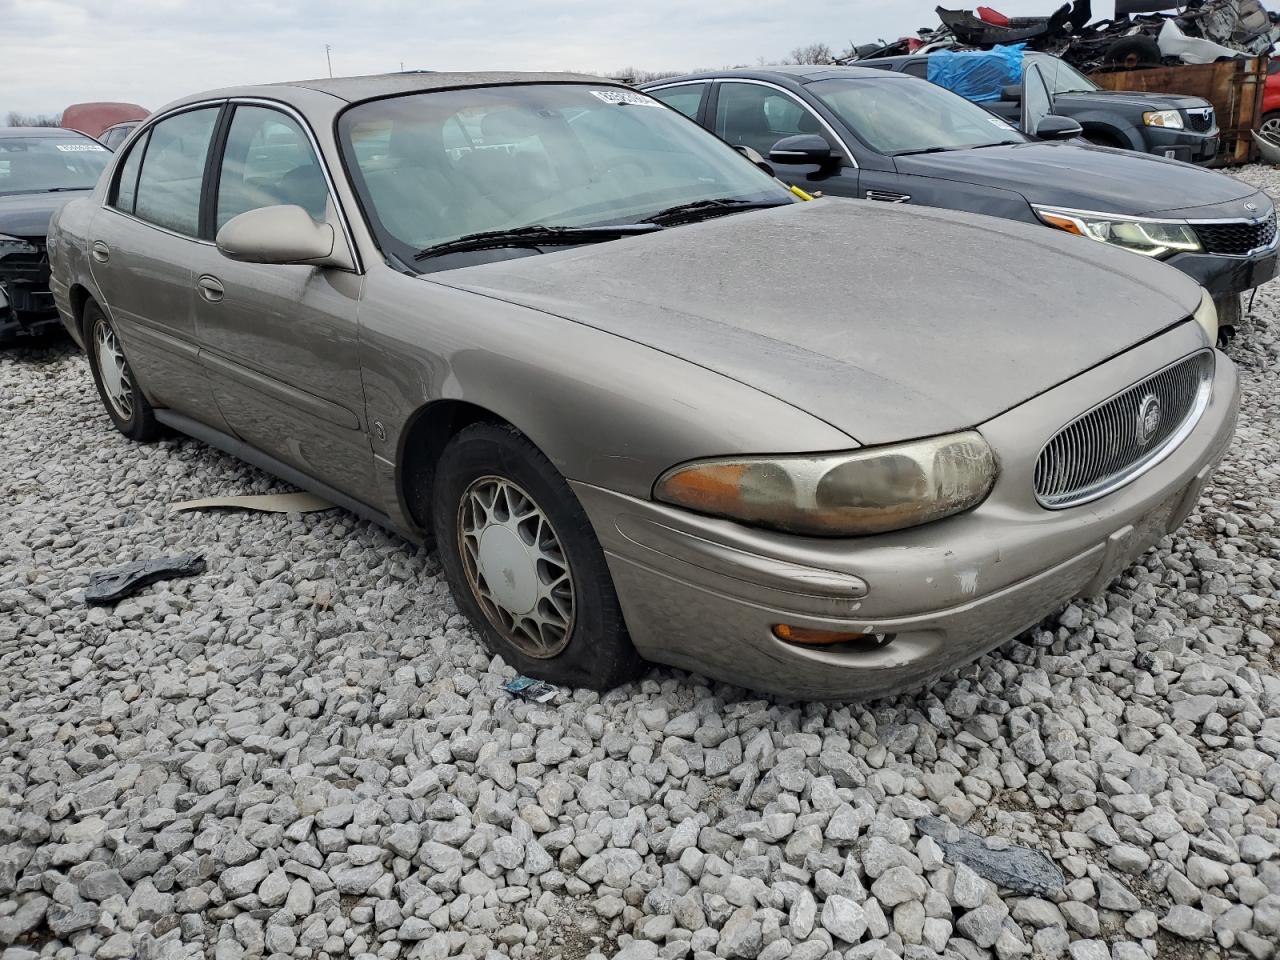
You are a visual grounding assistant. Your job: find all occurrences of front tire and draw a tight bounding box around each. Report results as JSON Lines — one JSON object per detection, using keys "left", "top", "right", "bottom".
{"left": 431, "top": 422, "right": 644, "bottom": 691}
{"left": 83, "top": 300, "right": 163, "bottom": 441}
{"left": 1260, "top": 111, "right": 1280, "bottom": 139}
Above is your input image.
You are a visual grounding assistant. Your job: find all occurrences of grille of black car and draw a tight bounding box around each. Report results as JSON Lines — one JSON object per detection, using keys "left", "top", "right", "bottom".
{"left": 1034, "top": 351, "right": 1214, "bottom": 508}
{"left": 1194, "top": 212, "right": 1277, "bottom": 256}
{"left": 1183, "top": 108, "right": 1215, "bottom": 133}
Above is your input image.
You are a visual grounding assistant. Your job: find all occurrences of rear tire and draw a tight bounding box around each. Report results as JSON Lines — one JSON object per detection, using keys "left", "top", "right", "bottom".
{"left": 431, "top": 422, "right": 644, "bottom": 691}
{"left": 1261, "top": 111, "right": 1280, "bottom": 139}
{"left": 83, "top": 300, "right": 163, "bottom": 442}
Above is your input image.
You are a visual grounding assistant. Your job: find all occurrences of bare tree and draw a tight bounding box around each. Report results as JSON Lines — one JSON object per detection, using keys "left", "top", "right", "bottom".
{"left": 784, "top": 42, "right": 834, "bottom": 65}
{"left": 6, "top": 111, "right": 62, "bottom": 127}
{"left": 606, "top": 67, "right": 684, "bottom": 85}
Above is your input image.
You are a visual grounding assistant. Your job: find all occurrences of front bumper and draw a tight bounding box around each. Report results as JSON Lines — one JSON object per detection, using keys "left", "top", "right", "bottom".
{"left": 1166, "top": 247, "right": 1278, "bottom": 299}
{"left": 1144, "top": 127, "right": 1219, "bottom": 165}
{"left": 574, "top": 323, "right": 1238, "bottom": 700}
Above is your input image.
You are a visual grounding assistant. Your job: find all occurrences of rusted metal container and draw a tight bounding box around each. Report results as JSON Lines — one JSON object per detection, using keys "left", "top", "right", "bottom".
{"left": 1089, "top": 57, "right": 1268, "bottom": 166}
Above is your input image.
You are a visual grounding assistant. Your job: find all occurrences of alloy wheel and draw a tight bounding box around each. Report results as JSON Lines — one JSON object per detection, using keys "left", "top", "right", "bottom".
{"left": 1262, "top": 116, "right": 1280, "bottom": 138}
{"left": 458, "top": 476, "right": 575, "bottom": 658}
{"left": 94, "top": 319, "right": 134, "bottom": 421}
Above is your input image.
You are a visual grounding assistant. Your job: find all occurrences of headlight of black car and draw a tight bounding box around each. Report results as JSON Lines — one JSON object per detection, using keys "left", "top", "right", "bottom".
{"left": 1034, "top": 206, "right": 1202, "bottom": 259}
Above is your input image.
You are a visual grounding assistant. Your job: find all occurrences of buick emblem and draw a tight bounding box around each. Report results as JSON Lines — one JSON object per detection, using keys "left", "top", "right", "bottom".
{"left": 1245, "top": 201, "right": 1259, "bottom": 212}
{"left": 1136, "top": 394, "right": 1161, "bottom": 446}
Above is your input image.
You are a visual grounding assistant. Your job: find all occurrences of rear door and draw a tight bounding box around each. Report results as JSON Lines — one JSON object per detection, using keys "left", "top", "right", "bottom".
{"left": 186, "top": 102, "right": 373, "bottom": 496}
{"left": 88, "top": 104, "right": 227, "bottom": 425}
{"left": 647, "top": 82, "right": 710, "bottom": 123}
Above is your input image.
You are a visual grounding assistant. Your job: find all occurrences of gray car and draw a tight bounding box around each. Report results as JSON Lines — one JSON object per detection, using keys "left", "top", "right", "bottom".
{"left": 49, "top": 72, "right": 1238, "bottom": 700}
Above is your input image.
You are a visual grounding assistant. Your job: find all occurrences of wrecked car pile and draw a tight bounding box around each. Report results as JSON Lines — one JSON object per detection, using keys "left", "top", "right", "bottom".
{"left": 849, "top": 0, "right": 1280, "bottom": 72}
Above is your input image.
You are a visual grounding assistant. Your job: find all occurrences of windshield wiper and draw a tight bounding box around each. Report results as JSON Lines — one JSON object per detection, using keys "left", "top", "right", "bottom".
{"left": 892, "top": 146, "right": 956, "bottom": 157}
{"left": 40, "top": 187, "right": 89, "bottom": 193}
{"left": 413, "top": 223, "right": 661, "bottom": 262}
{"left": 640, "top": 197, "right": 790, "bottom": 226}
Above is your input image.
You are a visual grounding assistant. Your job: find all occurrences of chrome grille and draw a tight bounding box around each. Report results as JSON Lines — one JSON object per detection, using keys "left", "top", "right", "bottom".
{"left": 1034, "top": 350, "right": 1214, "bottom": 509}
{"left": 1194, "top": 212, "right": 1277, "bottom": 256}
{"left": 1184, "top": 107, "right": 1215, "bottom": 133}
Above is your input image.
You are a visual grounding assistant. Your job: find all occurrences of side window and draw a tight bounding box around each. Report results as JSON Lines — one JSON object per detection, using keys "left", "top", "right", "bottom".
{"left": 714, "top": 82, "right": 831, "bottom": 158}
{"left": 216, "top": 106, "right": 329, "bottom": 232}
{"left": 133, "top": 107, "right": 219, "bottom": 236}
{"left": 111, "top": 132, "right": 148, "bottom": 214}
{"left": 904, "top": 61, "right": 929, "bottom": 79}
{"left": 650, "top": 83, "right": 707, "bottom": 120}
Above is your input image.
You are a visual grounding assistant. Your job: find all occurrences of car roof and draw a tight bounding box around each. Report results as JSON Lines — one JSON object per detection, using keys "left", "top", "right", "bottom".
{"left": 643, "top": 65, "right": 917, "bottom": 86}
{"left": 164, "top": 71, "right": 614, "bottom": 111}
{"left": 0, "top": 127, "right": 97, "bottom": 139}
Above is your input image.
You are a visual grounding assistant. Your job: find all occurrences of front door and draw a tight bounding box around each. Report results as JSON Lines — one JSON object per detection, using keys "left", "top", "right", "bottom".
{"left": 710, "top": 81, "right": 859, "bottom": 198}
{"left": 88, "top": 105, "right": 226, "bottom": 425}
{"left": 190, "top": 103, "right": 374, "bottom": 497}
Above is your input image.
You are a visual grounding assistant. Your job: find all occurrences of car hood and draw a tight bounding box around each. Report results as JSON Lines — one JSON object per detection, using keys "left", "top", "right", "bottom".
{"left": 0, "top": 190, "right": 90, "bottom": 239}
{"left": 431, "top": 199, "right": 1202, "bottom": 445}
{"left": 1057, "top": 90, "right": 1210, "bottom": 111}
{"left": 895, "top": 141, "right": 1258, "bottom": 216}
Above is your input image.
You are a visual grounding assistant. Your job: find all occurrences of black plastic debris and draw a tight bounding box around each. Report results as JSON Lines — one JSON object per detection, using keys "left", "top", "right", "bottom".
{"left": 917, "top": 815, "right": 1065, "bottom": 896}
{"left": 85, "top": 554, "right": 206, "bottom": 606}
{"left": 503, "top": 676, "right": 558, "bottom": 703}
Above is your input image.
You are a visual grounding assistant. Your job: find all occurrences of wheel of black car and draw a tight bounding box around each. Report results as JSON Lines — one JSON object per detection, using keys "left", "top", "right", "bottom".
{"left": 83, "top": 300, "right": 163, "bottom": 442}
{"left": 1103, "top": 36, "right": 1162, "bottom": 69}
{"left": 1261, "top": 112, "right": 1280, "bottom": 138}
{"left": 431, "top": 421, "right": 644, "bottom": 691}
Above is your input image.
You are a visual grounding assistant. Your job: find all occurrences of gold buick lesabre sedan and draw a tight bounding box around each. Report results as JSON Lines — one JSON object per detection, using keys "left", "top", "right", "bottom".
{"left": 49, "top": 72, "right": 1237, "bottom": 700}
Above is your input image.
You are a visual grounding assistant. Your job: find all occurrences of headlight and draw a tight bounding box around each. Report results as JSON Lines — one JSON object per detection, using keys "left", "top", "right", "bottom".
{"left": 1193, "top": 289, "right": 1218, "bottom": 343}
{"left": 1034, "top": 206, "right": 1202, "bottom": 258}
{"left": 654, "top": 432, "right": 997, "bottom": 537}
{"left": 1143, "top": 110, "right": 1184, "bottom": 129}
{"left": 0, "top": 234, "right": 38, "bottom": 257}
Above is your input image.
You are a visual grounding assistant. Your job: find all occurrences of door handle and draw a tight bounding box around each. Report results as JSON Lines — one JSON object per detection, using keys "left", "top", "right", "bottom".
{"left": 91, "top": 240, "right": 110, "bottom": 263}
{"left": 197, "top": 275, "right": 225, "bottom": 303}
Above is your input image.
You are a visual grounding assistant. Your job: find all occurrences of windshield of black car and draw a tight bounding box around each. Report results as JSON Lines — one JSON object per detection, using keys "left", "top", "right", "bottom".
{"left": 0, "top": 135, "right": 110, "bottom": 195}
{"left": 808, "top": 76, "right": 1026, "bottom": 156}
{"left": 337, "top": 84, "right": 794, "bottom": 267}
{"left": 1026, "top": 54, "right": 1098, "bottom": 94}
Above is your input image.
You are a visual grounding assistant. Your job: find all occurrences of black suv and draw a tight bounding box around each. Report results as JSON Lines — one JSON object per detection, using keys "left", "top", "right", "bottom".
{"left": 864, "top": 51, "right": 1219, "bottom": 164}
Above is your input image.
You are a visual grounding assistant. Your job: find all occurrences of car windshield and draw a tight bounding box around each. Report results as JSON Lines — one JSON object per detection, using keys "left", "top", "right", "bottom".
{"left": 338, "top": 84, "right": 794, "bottom": 267}
{"left": 0, "top": 134, "right": 111, "bottom": 196}
{"left": 808, "top": 77, "right": 1026, "bottom": 156}
{"left": 1026, "top": 54, "right": 1098, "bottom": 95}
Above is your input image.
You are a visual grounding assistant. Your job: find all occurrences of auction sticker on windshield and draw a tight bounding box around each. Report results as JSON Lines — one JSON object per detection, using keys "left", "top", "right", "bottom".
{"left": 55, "top": 143, "right": 106, "bottom": 152}
{"left": 590, "top": 89, "right": 661, "bottom": 106}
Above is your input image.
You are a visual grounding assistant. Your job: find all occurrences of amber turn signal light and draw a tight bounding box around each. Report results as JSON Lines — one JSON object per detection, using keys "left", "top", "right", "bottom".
{"left": 772, "top": 624, "right": 872, "bottom": 647}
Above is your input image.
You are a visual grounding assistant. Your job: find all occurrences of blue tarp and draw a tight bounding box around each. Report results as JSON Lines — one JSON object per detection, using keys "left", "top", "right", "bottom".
{"left": 927, "top": 44, "right": 1026, "bottom": 103}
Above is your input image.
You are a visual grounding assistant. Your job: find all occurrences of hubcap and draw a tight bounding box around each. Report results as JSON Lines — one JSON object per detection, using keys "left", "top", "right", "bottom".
{"left": 458, "top": 476, "right": 575, "bottom": 658}
{"left": 94, "top": 319, "right": 133, "bottom": 421}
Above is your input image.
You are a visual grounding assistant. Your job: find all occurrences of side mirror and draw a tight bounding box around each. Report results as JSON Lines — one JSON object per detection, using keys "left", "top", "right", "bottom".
{"left": 1035, "top": 115, "right": 1085, "bottom": 140}
{"left": 768, "top": 134, "right": 834, "bottom": 166}
{"left": 216, "top": 205, "right": 352, "bottom": 269}
{"left": 1002, "top": 84, "right": 1024, "bottom": 102}
{"left": 732, "top": 144, "right": 775, "bottom": 177}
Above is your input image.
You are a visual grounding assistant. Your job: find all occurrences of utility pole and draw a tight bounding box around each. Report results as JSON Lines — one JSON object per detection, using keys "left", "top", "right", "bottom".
{"left": 325, "top": 44, "right": 333, "bottom": 78}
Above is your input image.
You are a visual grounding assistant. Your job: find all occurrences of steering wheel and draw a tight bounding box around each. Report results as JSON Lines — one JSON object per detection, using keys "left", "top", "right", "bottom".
{"left": 602, "top": 156, "right": 653, "bottom": 179}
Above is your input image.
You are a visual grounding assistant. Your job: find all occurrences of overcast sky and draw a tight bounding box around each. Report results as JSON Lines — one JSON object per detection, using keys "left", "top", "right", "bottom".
{"left": 0, "top": 0, "right": 1116, "bottom": 118}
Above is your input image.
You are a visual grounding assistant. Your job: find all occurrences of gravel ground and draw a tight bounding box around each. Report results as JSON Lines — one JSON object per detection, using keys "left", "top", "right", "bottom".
{"left": 2, "top": 168, "right": 1280, "bottom": 960}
